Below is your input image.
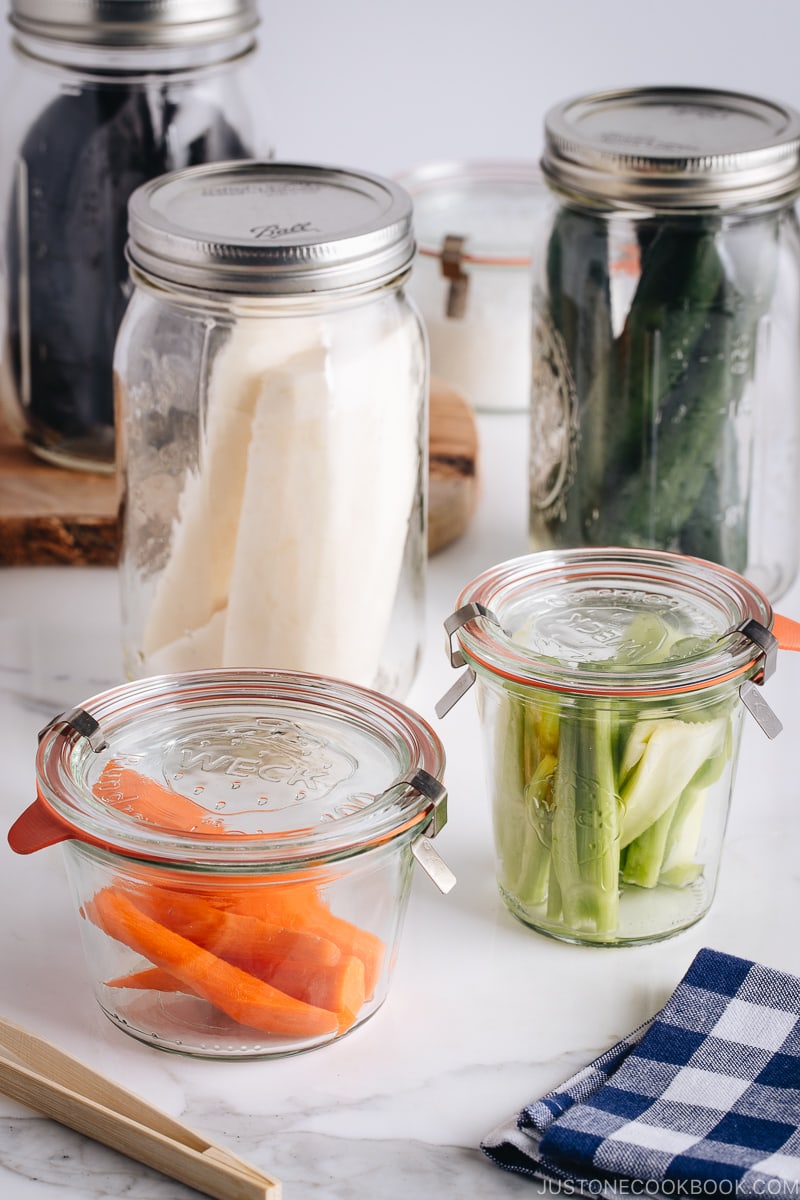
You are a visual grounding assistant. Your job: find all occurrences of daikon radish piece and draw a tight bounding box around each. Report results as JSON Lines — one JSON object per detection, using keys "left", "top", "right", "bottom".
{"left": 221, "top": 315, "right": 419, "bottom": 684}
{"left": 142, "top": 317, "right": 323, "bottom": 662}
{"left": 144, "top": 608, "right": 226, "bottom": 676}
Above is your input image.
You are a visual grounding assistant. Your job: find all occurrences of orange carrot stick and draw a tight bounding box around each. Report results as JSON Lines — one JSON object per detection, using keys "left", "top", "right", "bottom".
{"left": 106, "top": 967, "right": 188, "bottom": 994}
{"left": 122, "top": 883, "right": 342, "bottom": 976}
{"left": 106, "top": 954, "right": 367, "bottom": 1034}
{"left": 212, "top": 883, "right": 385, "bottom": 999}
{"left": 87, "top": 887, "right": 339, "bottom": 1039}
{"left": 94, "top": 761, "right": 222, "bottom": 834}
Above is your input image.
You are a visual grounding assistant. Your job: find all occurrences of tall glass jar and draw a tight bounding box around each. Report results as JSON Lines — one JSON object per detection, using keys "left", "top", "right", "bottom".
{"left": 115, "top": 161, "right": 428, "bottom": 700}
{"left": 529, "top": 86, "right": 800, "bottom": 602}
{"left": 0, "top": 0, "right": 263, "bottom": 472}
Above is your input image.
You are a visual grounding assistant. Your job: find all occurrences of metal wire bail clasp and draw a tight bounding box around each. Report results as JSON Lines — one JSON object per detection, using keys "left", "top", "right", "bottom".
{"left": 436, "top": 602, "right": 502, "bottom": 718}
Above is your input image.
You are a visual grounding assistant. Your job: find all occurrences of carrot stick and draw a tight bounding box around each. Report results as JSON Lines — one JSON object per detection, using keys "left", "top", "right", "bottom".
{"left": 105, "top": 967, "right": 187, "bottom": 994}
{"left": 211, "top": 883, "right": 385, "bottom": 999}
{"left": 87, "top": 887, "right": 339, "bottom": 1039}
{"left": 106, "top": 954, "right": 366, "bottom": 1034}
{"left": 94, "top": 762, "right": 222, "bottom": 834}
{"left": 122, "top": 883, "right": 342, "bottom": 976}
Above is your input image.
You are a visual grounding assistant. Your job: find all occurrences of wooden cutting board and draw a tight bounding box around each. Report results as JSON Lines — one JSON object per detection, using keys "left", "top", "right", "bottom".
{"left": 0, "top": 379, "right": 479, "bottom": 565}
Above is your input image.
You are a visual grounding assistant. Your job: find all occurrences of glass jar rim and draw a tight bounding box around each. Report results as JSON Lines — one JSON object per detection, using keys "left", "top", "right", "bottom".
{"left": 453, "top": 548, "right": 774, "bottom": 696}
{"left": 29, "top": 670, "right": 446, "bottom": 871}
{"left": 395, "top": 159, "right": 544, "bottom": 265}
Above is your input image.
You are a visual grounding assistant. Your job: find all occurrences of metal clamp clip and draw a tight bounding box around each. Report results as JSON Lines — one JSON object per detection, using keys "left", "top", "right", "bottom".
{"left": 441, "top": 234, "right": 469, "bottom": 319}
{"left": 733, "top": 620, "right": 782, "bottom": 739}
{"left": 736, "top": 619, "right": 778, "bottom": 683}
{"left": 398, "top": 768, "right": 448, "bottom": 838}
{"left": 437, "top": 603, "right": 503, "bottom": 718}
{"left": 38, "top": 707, "right": 108, "bottom": 753}
{"left": 396, "top": 769, "right": 455, "bottom": 894}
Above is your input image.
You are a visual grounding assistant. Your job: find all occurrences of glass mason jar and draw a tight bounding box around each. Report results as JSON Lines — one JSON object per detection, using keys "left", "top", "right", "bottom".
{"left": 0, "top": 0, "right": 263, "bottom": 472}
{"left": 8, "top": 669, "right": 452, "bottom": 1058}
{"left": 115, "top": 161, "right": 428, "bottom": 699}
{"left": 397, "top": 160, "right": 546, "bottom": 414}
{"left": 529, "top": 86, "right": 800, "bottom": 602}
{"left": 438, "top": 548, "right": 800, "bottom": 946}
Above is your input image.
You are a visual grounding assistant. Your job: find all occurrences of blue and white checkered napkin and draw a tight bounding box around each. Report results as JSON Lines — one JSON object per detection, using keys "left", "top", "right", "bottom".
{"left": 482, "top": 949, "right": 800, "bottom": 1196}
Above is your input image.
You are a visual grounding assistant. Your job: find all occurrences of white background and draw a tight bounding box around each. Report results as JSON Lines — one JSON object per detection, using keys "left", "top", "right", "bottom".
{"left": 1, "top": 0, "right": 798, "bottom": 178}
{"left": 256, "top": 0, "right": 800, "bottom": 177}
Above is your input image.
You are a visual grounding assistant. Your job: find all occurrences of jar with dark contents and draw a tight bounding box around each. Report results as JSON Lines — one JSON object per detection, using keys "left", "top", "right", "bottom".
{"left": 529, "top": 87, "right": 800, "bottom": 602}
{"left": 0, "top": 0, "right": 264, "bottom": 471}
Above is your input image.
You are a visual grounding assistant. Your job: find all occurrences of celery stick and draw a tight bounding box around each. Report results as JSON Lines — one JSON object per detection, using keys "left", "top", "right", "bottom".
{"left": 492, "top": 691, "right": 553, "bottom": 907}
{"left": 551, "top": 705, "right": 620, "bottom": 934}
{"left": 491, "top": 691, "right": 529, "bottom": 894}
{"left": 622, "top": 796, "right": 680, "bottom": 888}
{"left": 514, "top": 754, "right": 557, "bottom": 905}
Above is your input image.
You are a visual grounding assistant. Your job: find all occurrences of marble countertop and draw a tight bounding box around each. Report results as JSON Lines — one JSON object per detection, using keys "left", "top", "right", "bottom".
{"left": 1, "top": 413, "right": 799, "bottom": 1200}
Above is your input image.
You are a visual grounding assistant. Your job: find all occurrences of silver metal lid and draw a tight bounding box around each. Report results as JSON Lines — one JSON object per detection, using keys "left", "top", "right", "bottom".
{"left": 127, "top": 161, "right": 417, "bottom": 296}
{"left": 9, "top": 0, "right": 259, "bottom": 47}
{"left": 542, "top": 86, "right": 800, "bottom": 210}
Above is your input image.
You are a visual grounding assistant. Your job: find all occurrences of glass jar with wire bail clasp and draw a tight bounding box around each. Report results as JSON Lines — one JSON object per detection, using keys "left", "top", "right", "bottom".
{"left": 437, "top": 548, "right": 800, "bottom": 947}
{"left": 114, "top": 161, "right": 428, "bottom": 699}
{"left": 8, "top": 669, "right": 454, "bottom": 1058}
{"left": 0, "top": 0, "right": 265, "bottom": 472}
{"left": 529, "top": 86, "right": 800, "bottom": 602}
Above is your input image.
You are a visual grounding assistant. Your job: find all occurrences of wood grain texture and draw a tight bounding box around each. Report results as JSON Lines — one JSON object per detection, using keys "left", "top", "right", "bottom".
{"left": 0, "top": 408, "right": 119, "bottom": 565}
{"left": 428, "top": 377, "right": 480, "bottom": 556}
{"left": 0, "top": 380, "right": 479, "bottom": 565}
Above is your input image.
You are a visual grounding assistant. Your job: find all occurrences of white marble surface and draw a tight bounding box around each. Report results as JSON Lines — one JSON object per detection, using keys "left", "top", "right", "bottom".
{"left": 1, "top": 413, "right": 799, "bottom": 1200}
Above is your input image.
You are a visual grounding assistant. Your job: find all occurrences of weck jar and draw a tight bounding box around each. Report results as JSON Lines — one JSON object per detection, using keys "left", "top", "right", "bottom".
{"left": 0, "top": 0, "right": 263, "bottom": 471}
{"left": 397, "top": 160, "right": 546, "bottom": 414}
{"left": 8, "top": 669, "right": 453, "bottom": 1058}
{"left": 438, "top": 548, "right": 800, "bottom": 946}
{"left": 529, "top": 86, "right": 800, "bottom": 602}
{"left": 115, "top": 161, "right": 428, "bottom": 699}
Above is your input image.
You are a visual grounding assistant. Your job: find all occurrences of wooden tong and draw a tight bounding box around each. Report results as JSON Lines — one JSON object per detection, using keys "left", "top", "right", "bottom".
{"left": 0, "top": 1017, "right": 281, "bottom": 1199}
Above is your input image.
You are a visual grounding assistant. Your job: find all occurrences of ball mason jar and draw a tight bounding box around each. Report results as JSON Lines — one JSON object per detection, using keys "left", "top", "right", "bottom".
{"left": 529, "top": 86, "right": 800, "bottom": 602}
{"left": 115, "top": 161, "right": 428, "bottom": 699}
{"left": 438, "top": 548, "right": 800, "bottom": 946}
{"left": 0, "top": 0, "right": 263, "bottom": 472}
{"left": 8, "top": 669, "right": 451, "bottom": 1058}
{"left": 397, "top": 160, "right": 546, "bottom": 414}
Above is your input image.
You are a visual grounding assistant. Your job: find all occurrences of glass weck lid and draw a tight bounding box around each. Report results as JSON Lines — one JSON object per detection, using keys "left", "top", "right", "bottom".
{"left": 437, "top": 550, "right": 800, "bottom": 734}
{"left": 9, "top": 671, "right": 450, "bottom": 877}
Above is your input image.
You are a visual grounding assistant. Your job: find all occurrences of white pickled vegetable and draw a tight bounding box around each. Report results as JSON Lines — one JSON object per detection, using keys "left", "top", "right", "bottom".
{"left": 142, "top": 309, "right": 419, "bottom": 686}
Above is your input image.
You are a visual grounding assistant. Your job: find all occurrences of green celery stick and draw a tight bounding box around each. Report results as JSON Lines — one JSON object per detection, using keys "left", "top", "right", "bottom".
{"left": 492, "top": 689, "right": 554, "bottom": 908}
{"left": 622, "top": 796, "right": 681, "bottom": 889}
{"left": 550, "top": 704, "right": 620, "bottom": 934}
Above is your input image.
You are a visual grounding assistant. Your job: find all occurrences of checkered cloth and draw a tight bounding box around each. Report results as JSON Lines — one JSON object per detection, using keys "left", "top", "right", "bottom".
{"left": 482, "top": 949, "right": 800, "bottom": 1196}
